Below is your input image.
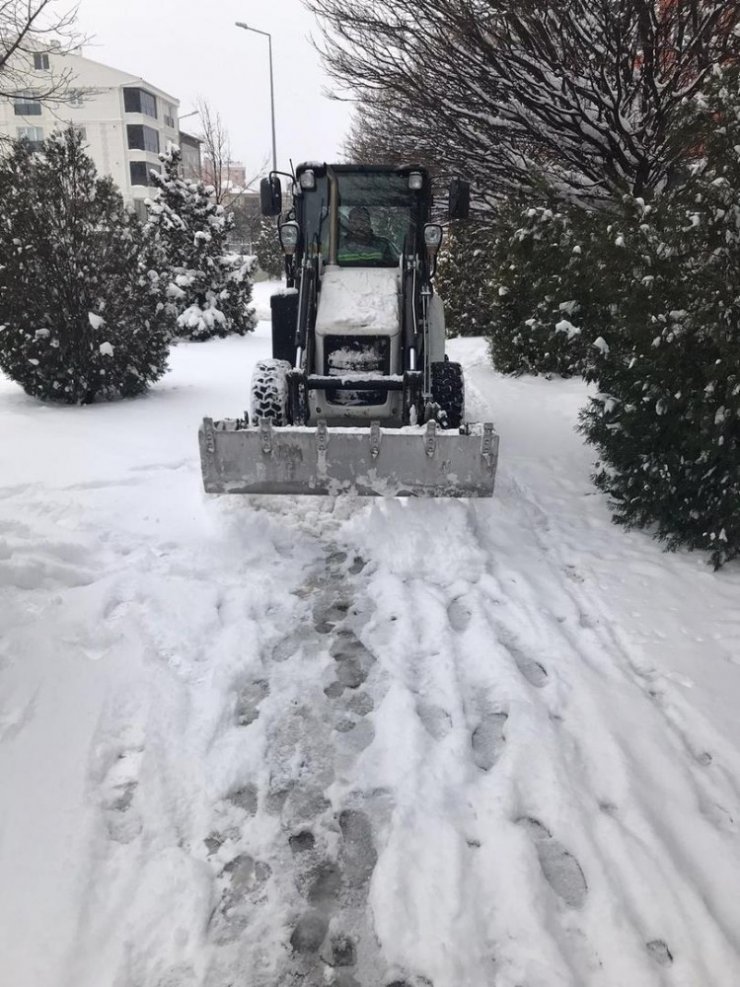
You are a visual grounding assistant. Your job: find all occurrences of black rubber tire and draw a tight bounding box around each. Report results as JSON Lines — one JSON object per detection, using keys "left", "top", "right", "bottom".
{"left": 431, "top": 361, "right": 465, "bottom": 429}
{"left": 250, "top": 359, "right": 291, "bottom": 426}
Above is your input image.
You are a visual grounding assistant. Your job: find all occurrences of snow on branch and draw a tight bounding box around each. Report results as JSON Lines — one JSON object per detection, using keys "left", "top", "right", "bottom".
{"left": 309, "top": 0, "right": 740, "bottom": 204}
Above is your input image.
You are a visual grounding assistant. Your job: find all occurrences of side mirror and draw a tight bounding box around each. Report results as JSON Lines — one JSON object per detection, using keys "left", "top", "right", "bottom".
{"left": 260, "top": 175, "right": 282, "bottom": 217}
{"left": 448, "top": 178, "right": 470, "bottom": 220}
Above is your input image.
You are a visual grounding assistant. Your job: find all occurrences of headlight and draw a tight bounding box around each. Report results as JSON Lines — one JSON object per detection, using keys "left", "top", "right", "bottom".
{"left": 408, "top": 171, "right": 423, "bottom": 190}
{"left": 299, "top": 169, "right": 316, "bottom": 190}
{"left": 424, "top": 223, "right": 443, "bottom": 250}
{"left": 279, "top": 221, "right": 300, "bottom": 255}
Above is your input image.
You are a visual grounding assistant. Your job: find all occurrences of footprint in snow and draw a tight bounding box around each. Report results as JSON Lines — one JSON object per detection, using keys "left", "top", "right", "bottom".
{"left": 447, "top": 596, "right": 472, "bottom": 632}
{"left": 416, "top": 702, "right": 453, "bottom": 741}
{"left": 339, "top": 808, "right": 378, "bottom": 889}
{"left": 99, "top": 747, "right": 144, "bottom": 844}
{"left": 283, "top": 786, "right": 332, "bottom": 827}
{"left": 347, "top": 691, "right": 374, "bottom": 716}
{"left": 516, "top": 655, "right": 549, "bottom": 689}
{"left": 330, "top": 631, "right": 375, "bottom": 690}
{"left": 289, "top": 830, "right": 316, "bottom": 854}
{"left": 204, "top": 831, "right": 230, "bottom": 855}
{"left": 335, "top": 717, "right": 375, "bottom": 756}
{"left": 234, "top": 679, "right": 269, "bottom": 726}
{"left": 271, "top": 629, "right": 308, "bottom": 663}
{"left": 290, "top": 909, "right": 329, "bottom": 954}
{"left": 471, "top": 710, "right": 508, "bottom": 771}
{"left": 320, "top": 932, "right": 357, "bottom": 968}
{"left": 646, "top": 939, "right": 673, "bottom": 966}
{"left": 226, "top": 782, "right": 258, "bottom": 815}
{"left": 495, "top": 627, "right": 549, "bottom": 688}
{"left": 303, "top": 860, "right": 343, "bottom": 905}
{"left": 314, "top": 596, "right": 353, "bottom": 634}
{"left": 518, "top": 817, "right": 588, "bottom": 909}
{"left": 217, "top": 853, "right": 271, "bottom": 916}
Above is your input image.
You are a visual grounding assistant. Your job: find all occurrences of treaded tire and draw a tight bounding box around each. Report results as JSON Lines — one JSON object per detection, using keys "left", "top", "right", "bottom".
{"left": 250, "top": 359, "right": 291, "bottom": 426}
{"left": 431, "top": 361, "right": 465, "bottom": 429}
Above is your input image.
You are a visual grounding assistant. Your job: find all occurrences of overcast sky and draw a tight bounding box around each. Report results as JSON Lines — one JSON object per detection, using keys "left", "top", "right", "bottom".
{"left": 75, "top": 0, "right": 353, "bottom": 181}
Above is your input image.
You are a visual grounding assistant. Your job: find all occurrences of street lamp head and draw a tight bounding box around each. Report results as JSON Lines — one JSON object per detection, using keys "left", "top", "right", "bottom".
{"left": 235, "top": 21, "right": 248, "bottom": 29}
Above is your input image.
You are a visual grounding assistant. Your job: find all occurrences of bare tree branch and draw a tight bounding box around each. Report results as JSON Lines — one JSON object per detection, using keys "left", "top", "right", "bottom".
{"left": 0, "top": 0, "right": 85, "bottom": 103}
{"left": 195, "top": 96, "right": 233, "bottom": 205}
{"left": 307, "top": 0, "right": 740, "bottom": 204}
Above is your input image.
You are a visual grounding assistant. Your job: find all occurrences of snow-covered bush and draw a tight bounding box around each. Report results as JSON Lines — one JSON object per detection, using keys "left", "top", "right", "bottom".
{"left": 255, "top": 218, "right": 285, "bottom": 280}
{"left": 438, "top": 204, "right": 596, "bottom": 376}
{"left": 146, "top": 145, "right": 256, "bottom": 341}
{"left": 485, "top": 203, "right": 609, "bottom": 377}
{"left": 0, "top": 128, "right": 170, "bottom": 404}
{"left": 435, "top": 220, "right": 495, "bottom": 338}
{"left": 579, "top": 69, "right": 740, "bottom": 567}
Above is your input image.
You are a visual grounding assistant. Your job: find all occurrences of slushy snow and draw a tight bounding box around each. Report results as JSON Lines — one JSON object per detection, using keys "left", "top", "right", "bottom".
{"left": 2, "top": 282, "right": 740, "bottom": 986}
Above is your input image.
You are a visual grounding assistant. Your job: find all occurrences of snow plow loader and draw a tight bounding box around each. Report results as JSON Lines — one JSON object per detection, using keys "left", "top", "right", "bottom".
{"left": 199, "top": 163, "right": 499, "bottom": 497}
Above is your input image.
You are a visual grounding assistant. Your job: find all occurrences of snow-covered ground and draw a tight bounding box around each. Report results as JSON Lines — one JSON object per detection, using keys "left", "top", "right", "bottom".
{"left": 2, "top": 281, "right": 740, "bottom": 987}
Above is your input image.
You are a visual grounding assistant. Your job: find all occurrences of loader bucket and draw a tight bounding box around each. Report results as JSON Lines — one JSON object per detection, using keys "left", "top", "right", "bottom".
{"left": 199, "top": 419, "right": 498, "bottom": 497}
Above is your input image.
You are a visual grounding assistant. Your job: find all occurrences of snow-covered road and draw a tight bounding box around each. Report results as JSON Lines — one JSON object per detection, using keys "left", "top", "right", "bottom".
{"left": 2, "top": 282, "right": 740, "bottom": 987}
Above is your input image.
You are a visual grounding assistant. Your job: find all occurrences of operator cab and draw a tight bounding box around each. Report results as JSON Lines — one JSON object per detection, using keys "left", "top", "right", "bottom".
{"left": 281, "top": 164, "right": 433, "bottom": 271}
{"left": 258, "top": 163, "right": 470, "bottom": 427}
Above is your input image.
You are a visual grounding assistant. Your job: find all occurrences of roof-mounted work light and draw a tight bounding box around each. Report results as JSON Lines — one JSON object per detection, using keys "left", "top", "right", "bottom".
{"left": 299, "top": 169, "right": 316, "bottom": 190}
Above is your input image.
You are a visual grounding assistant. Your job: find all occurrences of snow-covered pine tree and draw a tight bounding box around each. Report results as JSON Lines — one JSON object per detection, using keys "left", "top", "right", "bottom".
{"left": 579, "top": 67, "right": 740, "bottom": 567}
{"left": 0, "top": 127, "right": 170, "bottom": 404}
{"left": 255, "top": 218, "right": 285, "bottom": 280}
{"left": 146, "top": 145, "right": 256, "bottom": 340}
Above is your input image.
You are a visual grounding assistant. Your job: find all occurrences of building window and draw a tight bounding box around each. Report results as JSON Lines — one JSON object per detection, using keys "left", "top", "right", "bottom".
{"left": 17, "top": 126, "right": 44, "bottom": 151}
{"left": 164, "top": 103, "right": 176, "bottom": 129}
{"left": 123, "top": 87, "right": 157, "bottom": 119}
{"left": 13, "top": 96, "right": 42, "bottom": 116}
{"left": 33, "top": 53, "right": 50, "bottom": 70}
{"left": 130, "top": 161, "right": 160, "bottom": 187}
{"left": 127, "top": 124, "right": 160, "bottom": 154}
{"left": 130, "top": 161, "right": 150, "bottom": 186}
{"left": 68, "top": 90, "right": 84, "bottom": 107}
{"left": 133, "top": 199, "right": 149, "bottom": 222}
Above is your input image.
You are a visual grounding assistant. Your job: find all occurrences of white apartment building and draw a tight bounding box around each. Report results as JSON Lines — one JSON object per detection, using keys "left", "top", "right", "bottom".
{"left": 0, "top": 50, "right": 193, "bottom": 219}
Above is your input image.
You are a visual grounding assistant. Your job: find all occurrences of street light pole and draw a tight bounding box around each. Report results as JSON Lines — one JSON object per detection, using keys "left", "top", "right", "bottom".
{"left": 235, "top": 21, "right": 277, "bottom": 174}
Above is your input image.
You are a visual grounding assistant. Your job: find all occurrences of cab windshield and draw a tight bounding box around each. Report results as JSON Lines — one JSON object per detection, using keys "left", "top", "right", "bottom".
{"left": 334, "top": 173, "right": 417, "bottom": 267}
